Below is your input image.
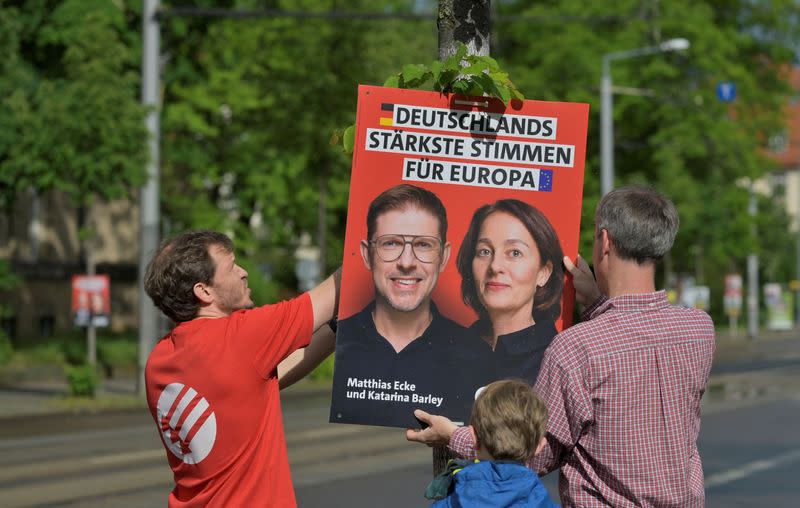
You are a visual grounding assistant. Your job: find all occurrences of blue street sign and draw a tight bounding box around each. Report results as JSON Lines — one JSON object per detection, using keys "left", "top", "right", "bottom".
{"left": 716, "top": 81, "right": 736, "bottom": 102}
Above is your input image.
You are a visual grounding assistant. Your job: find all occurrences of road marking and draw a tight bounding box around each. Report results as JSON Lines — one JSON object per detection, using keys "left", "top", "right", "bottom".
{"left": 89, "top": 448, "right": 165, "bottom": 465}
{"left": 285, "top": 423, "right": 366, "bottom": 444}
{"left": 0, "top": 425, "right": 153, "bottom": 450}
{"left": 705, "top": 448, "right": 800, "bottom": 489}
{"left": 293, "top": 446, "right": 430, "bottom": 487}
{"left": 0, "top": 447, "right": 165, "bottom": 485}
{"left": 1, "top": 465, "right": 171, "bottom": 508}
{"left": 288, "top": 428, "right": 410, "bottom": 467}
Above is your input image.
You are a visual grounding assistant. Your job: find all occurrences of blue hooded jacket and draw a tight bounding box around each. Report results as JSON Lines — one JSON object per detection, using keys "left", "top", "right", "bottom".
{"left": 431, "top": 461, "right": 559, "bottom": 508}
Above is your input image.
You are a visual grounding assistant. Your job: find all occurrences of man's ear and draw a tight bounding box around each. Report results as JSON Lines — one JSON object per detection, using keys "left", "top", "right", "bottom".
{"left": 360, "top": 239, "right": 373, "bottom": 270}
{"left": 193, "top": 282, "right": 214, "bottom": 305}
{"left": 438, "top": 241, "right": 452, "bottom": 273}
{"left": 599, "top": 229, "right": 612, "bottom": 258}
{"left": 534, "top": 436, "right": 547, "bottom": 456}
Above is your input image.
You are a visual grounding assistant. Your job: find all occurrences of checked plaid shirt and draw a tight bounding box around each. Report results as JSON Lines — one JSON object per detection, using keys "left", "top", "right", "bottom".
{"left": 450, "top": 291, "right": 715, "bottom": 507}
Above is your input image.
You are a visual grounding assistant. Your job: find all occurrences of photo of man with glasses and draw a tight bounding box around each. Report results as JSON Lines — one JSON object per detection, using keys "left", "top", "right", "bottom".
{"left": 330, "top": 184, "right": 493, "bottom": 428}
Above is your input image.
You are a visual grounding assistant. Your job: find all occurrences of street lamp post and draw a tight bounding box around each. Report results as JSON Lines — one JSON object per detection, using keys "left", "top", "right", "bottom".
{"left": 600, "top": 38, "right": 690, "bottom": 196}
{"left": 138, "top": 0, "right": 161, "bottom": 396}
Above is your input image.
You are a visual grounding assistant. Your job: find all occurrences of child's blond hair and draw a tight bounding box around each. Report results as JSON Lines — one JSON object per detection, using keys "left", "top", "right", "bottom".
{"left": 470, "top": 380, "right": 548, "bottom": 462}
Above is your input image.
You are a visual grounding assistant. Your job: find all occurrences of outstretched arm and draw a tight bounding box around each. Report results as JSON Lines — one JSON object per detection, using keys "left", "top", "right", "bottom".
{"left": 307, "top": 267, "right": 342, "bottom": 332}
{"left": 278, "top": 325, "right": 336, "bottom": 389}
{"left": 278, "top": 266, "right": 341, "bottom": 389}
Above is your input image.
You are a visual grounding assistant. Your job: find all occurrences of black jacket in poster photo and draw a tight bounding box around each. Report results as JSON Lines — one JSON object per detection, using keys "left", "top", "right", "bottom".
{"left": 469, "top": 319, "right": 557, "bottom": 385}
{"left": 329, "top": 303, "right": 493, "bottom": 428}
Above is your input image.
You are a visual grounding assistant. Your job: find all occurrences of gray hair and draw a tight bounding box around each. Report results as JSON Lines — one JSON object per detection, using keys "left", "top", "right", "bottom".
{"left": 596, "top": 186, "right": 679, "bottom": 264}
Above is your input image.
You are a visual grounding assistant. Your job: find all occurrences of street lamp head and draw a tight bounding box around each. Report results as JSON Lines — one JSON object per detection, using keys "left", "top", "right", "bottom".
{"left": 660, "top": 38, "right": 690, "bottom": 52}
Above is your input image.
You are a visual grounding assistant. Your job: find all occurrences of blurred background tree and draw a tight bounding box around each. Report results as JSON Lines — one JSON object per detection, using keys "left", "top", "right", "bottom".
{"left": 494, "top": 0, "right": 799, "bottom": 312}
{"left": 0, "top": 0, "right": 147, "bottom": 213}
{"left": 1, "top": 0, "right": 798, "bottom": 323}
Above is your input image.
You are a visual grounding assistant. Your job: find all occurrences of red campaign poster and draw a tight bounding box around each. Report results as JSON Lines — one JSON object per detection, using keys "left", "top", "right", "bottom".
{"left": 71, "top": 274, "right": 111, "bottom": 328}
{"left": 330, "top": 85, "right": 589, "bottom": 428}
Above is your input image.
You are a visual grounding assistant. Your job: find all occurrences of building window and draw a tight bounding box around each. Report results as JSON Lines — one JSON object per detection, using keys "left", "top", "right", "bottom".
{"left": 0, "top": 316, "right": 16, "bottom": 343}
{"left": 38, "top": 315, "right": 55, "bottom": 338}
{"left": 768, "top": 172, "right": 788, "bottom": 203}
{"left": 768, "top": 131, "right": 788, "bottom": 154}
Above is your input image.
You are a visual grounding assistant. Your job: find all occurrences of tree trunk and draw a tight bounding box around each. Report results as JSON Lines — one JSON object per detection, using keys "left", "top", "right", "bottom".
{"left": 432, "top": 0, "right": 492, "bottom": 477}
{"left": 438, "top": 0, "right": 491, "bottom": 60}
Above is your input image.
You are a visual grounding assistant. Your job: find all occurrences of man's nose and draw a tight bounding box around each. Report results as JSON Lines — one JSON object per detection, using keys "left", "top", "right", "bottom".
{"left": 237, "top": 265, "right": 248, "bottom": 278}
{"left": 396, "top": 242, "right": 417, "bottom": 268}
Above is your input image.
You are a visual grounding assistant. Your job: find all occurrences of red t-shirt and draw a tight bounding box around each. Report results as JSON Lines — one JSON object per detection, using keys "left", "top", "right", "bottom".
{"left": 145, "top": 294, "right": 313, "bottom": 507}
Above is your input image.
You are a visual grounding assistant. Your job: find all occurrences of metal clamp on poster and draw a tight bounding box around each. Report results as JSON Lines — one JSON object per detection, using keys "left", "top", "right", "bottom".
{"left": 330, "top": 86, "right": 589, "bottom": 428}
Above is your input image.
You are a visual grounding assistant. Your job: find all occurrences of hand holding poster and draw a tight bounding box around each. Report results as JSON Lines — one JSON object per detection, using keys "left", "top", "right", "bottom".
{"left": 330, "top": 86, "right": 589, "bottom": 428}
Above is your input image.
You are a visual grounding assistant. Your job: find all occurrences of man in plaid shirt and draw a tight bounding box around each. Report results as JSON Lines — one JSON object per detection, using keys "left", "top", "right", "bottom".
{"left": 408, "top": 186, "right": 715, "bottom": 507}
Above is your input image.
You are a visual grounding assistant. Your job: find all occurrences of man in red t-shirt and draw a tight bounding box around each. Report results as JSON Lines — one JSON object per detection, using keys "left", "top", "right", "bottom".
{"left": 144, "top": 230, "right": 339, "bottom": 507}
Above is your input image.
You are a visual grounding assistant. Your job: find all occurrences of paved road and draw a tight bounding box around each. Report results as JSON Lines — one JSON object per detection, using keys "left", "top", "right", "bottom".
{"left": 701, "top": 398, "right": 800, "bottom": 508}
{"left": 0, "top": 392, "right": 431, "bottom": 508}
{"left": 0, "top": 356, "right": 799, "bottom": 507}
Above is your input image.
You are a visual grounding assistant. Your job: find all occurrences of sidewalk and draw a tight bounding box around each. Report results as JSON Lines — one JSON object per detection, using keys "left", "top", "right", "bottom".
{"left": 0, "top": 328, "right": 798, "bottom": 420}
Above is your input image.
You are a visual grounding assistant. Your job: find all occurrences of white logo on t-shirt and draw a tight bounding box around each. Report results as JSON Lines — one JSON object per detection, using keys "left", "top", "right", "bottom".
{"left": 156, "top": 382, "right": 217, "bottom": 464}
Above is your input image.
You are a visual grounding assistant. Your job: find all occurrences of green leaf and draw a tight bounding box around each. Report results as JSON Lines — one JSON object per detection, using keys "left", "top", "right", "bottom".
{"left": 401, "top": 63, "right": 428, "bottom": 84}
{"left": 450, "top": 79, "right": 471, "bottom": 95}
{"left": 482, "top": 55, "right": 501, "bottom": 72}
{"left": 430, "top": 60, "right": 443, "bottom": 81}
{"left": 488, "top": 71, "right": 510, "bottom": 85}
{"left": 454, "top": 42, "right": 467, "bottom": 62}
{"left": 403, "top": 68, "right": 433, "bottom": 89}
{"left": 383, "top": 74, "right": 400, "bottom": 88}
{"left": 436, "top": 69, "right": 460, "bottom": 91}
{"left": 494, "top": 83, "right": 511, "bottom": 105}
{"left": 342, "top": 124, "right": 356, "bottom": 155}
{"left": 466, "top": 83, "right": 485, "bottom": 97}
{"left": 462, "top": 61, "right": 488, "bottom": 77}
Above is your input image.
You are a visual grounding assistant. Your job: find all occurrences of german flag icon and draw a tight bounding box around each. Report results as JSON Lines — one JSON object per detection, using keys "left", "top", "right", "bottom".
{"left": 380, "top": 103, "right": 394, "bottom": 126}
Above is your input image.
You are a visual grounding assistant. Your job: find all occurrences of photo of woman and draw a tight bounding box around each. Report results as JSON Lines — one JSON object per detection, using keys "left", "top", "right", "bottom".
{"left": 457, "top": 199, "right": 564, "bottom": 384}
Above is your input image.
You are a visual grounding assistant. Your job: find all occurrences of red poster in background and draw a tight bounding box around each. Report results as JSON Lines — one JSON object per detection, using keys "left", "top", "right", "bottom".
{"left": 331, "top": 85, "right": 589, "bottom": 428}
{"left": 71, "top": 274, "right": 110, "bottom": 328}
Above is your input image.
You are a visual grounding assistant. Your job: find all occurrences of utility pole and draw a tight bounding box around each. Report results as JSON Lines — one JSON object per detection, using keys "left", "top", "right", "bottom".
{"left": 86, "top": 213, "right": 97, "bottom": 366}
{"left": 747, "top": 184, "right": 759, "bottom": 339}
{"left": 600, "top": 55, "right": 613, "bottom": 196}
{"left": 600, "top": 39, "right": 690, "bottom": 196}
{"left": 138, "top": 0, "right": 161, "bottom": 395}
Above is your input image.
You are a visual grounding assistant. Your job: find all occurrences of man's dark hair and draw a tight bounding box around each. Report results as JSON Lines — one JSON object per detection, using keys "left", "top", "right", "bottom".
{"left": 144, "top": 230, "right": 234, "bottom": 323}
{"left": 596, "top": 186, "right": 679, "bottom": 264}
{"left": 366, "top": 184, "right": 448, "bottom": 241}
{"left": 457, "top": 199, "right": 564, "bottom": 323}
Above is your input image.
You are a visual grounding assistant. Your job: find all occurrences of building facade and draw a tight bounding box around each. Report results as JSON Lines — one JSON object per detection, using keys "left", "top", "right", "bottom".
{"left": 0, "top": 191, "right": 139, "bottom": 342}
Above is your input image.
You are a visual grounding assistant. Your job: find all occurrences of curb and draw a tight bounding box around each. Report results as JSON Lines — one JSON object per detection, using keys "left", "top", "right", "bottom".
{"left": 0, "top": 329, "right": 797, "bottom": 422}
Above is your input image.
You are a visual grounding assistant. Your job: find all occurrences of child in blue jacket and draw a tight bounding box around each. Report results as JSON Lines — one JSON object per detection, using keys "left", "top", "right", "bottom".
{"left": 425, "top": 379, "right": 559, "bottom": 508}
